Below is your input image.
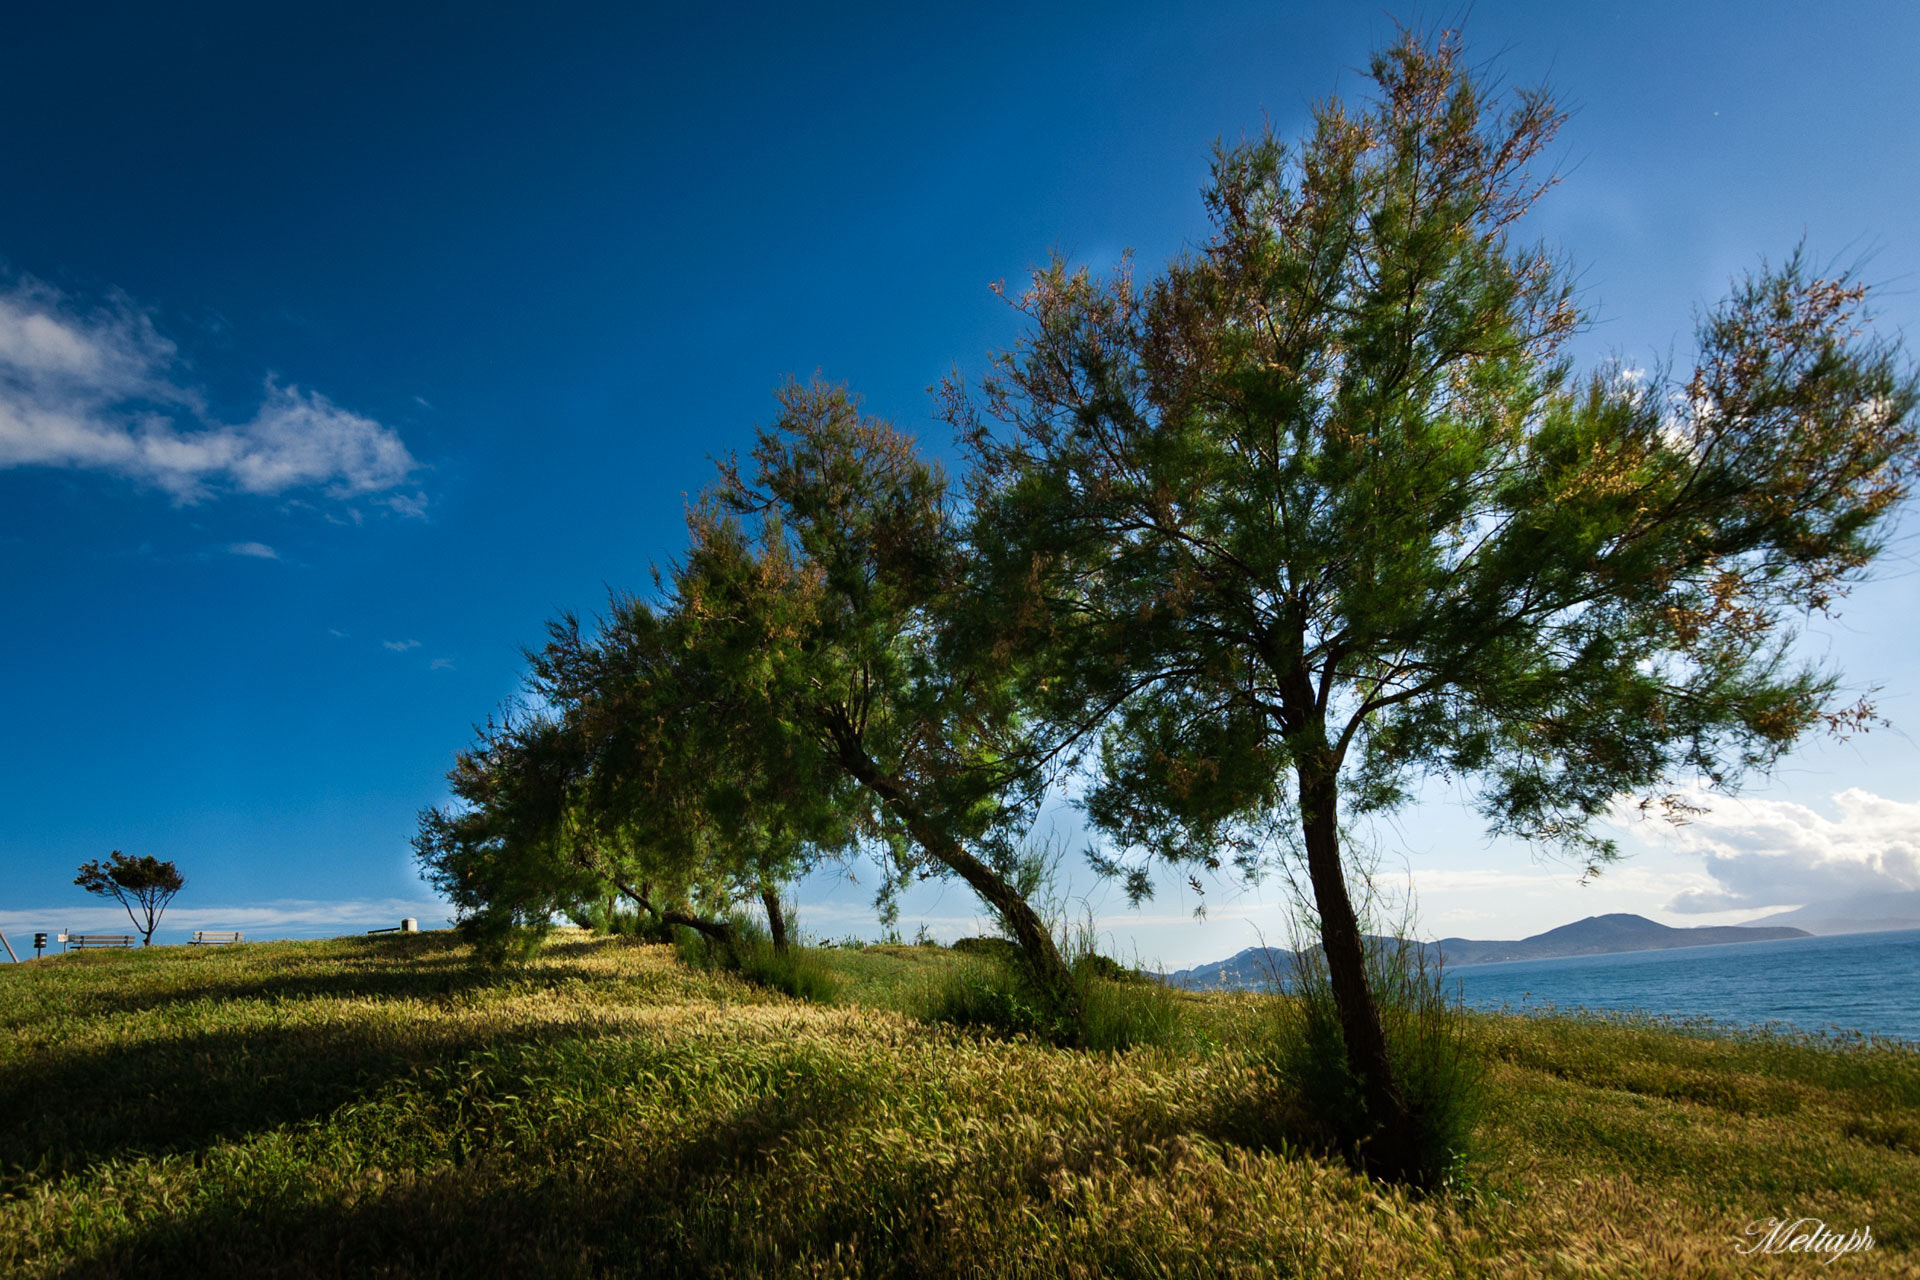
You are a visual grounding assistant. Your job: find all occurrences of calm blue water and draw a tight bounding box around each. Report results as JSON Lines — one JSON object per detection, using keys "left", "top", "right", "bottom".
{"left": 1447, "top": 929, "right": 1920, "bottom": 1043}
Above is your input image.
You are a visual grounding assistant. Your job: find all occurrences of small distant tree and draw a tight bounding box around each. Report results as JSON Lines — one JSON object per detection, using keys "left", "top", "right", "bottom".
{"left": 74, "top": 851, "right": 186, "bottom": 946}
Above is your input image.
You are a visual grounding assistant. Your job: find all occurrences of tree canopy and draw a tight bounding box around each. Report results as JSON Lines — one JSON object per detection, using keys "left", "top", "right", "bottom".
{"left": 670, "top": 379, "right": 1080, "bottom": 1000}
{"left": 418, "top": 26, "right": 1915, "bottom": 1176}
{"left": 418, "top": 382, "right": 1075, "bottom": 989}
{"left": 74, "top": 851, "right": 186, "bottom": 947}
{"left": 949, "top": 28, "right": 1917, "bottom": 1179}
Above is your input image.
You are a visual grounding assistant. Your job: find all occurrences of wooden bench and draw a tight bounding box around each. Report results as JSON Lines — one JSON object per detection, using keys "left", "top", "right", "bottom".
{"left": 191, "top": 930, "right": 244, "bottom": 946}
{"left": 66, "top": 934, "right": 135, "bottom": 949}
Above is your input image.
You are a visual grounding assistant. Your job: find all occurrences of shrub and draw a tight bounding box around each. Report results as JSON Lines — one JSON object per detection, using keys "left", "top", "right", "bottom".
{"left": 919, "top": 934, "right": 1185, "bottom": 1052}
{"left": 673, "top": 915, "right": 841, "bottom": 1004}
{"left": 1263, "top": 931, "right": 1482, "bottom": 1191}
{"left": 950, "top": 936, "right": 1021, "bottom": 962}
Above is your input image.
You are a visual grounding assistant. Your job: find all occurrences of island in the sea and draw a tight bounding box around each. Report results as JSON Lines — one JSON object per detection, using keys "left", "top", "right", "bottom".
{"left": 1164, "top": 913, "right": 1812, "bottom": 991}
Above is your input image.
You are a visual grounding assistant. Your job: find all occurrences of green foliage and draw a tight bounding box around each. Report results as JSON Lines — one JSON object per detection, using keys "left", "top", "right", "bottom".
{"left": 412, "top": 586, "right": 848, "bottom": 962}
{"left": 959, "top": 26, "right": 1917, "bottom": 886}
{"left": 419, "top": 377, "right": 1078, "bottom": 1021}
{"left": 951, "top": 22, "right": 1917, "bottom": 1180}
{"left": 673, "top": 915, "right": 842, "bottom": 1004}
{"left": 673, "top": 379, "right": 1081, "bottom": 1006}
{"left": 1264, "top": 932, "right": 1483, "bottom": 1191}
{"left": 950, "top": 935, "right": 1021, "bottom": 962}
{"left": 920, "top": 934, "right": 1185, "bottom": 1053}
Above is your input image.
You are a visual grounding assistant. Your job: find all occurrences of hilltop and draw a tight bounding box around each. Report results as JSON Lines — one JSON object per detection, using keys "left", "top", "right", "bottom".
{"left": 2, "top": 933, "right": 1914, "bottom": 1277}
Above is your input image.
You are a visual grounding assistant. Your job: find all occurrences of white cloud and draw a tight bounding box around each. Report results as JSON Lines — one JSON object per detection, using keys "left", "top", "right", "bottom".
{"left": 228, "top": 540, "right": 279, "bottom": 560}
{"left": 383, "top": 638, "right": 420, "bottom": 652}
{"left": 0, "top": 278, "right": 419, "bottom": 504}
{"left": 1619, "top": 786, "right": 1920, "bottom": 913}
{"left": 429, "top": 657, "right": 455, "bottom": 670}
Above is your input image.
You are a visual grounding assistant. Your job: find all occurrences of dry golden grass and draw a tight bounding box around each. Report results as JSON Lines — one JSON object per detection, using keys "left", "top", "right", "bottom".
{"left": 1, "top": 933, "right": 1911, "bottom": 1277}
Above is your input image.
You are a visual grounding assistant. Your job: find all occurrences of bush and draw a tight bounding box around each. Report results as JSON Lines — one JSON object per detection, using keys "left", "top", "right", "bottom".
{"left": 950, "top": 936, "right": 1021, "bottom": 962}
{"left": 919, "top": 935, "right": 1185, "bottom": 1052}
{"left": 598, "top": 906, "right": 671, "bottom": 942}
{"left": 673, "top": 915, "right": 841, "bottom": 1004}
{"left": 1264, "top": 931, "right": 1482, "bottom": 1191}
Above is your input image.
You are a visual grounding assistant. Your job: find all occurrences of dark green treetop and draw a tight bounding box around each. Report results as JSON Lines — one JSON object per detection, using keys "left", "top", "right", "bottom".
{"left": 74, "top": 851, "right": 186, "bottom": 946}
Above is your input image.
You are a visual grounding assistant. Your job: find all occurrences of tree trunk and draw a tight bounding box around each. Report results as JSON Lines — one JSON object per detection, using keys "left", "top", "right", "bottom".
{"left": 1297, "top": 756, "right": 1419, "bottom": 1182}
{"left": 834, "top": 740, "right": 1079, "bottom": 1032}
{"left": 761, "top": 885, "right": 789, "bottom": 953}
{"left": 616, "top": 877, "right": 736, "bottom": 949}
{"left": 661, "top": 907, "right": 735, "bottom": 948}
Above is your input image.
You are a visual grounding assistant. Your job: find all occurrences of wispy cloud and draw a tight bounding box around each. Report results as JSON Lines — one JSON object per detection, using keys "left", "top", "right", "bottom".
{"left": 0, "top": 277, "right": 420, "bottom": 505}
{"left": 429, "top": 657, "right": 455, "bottom": 670}
{"left": 378, "top": 490, "right": 428, "bottom": 519}
{"left": 383, "top": 638, "right": 420, "bottom": 652}
{"left": 228, "top": 540, "right": 279, "bottom": 560}
{"left": 1621, "top": 786, "right": 1920, "bottom": 913}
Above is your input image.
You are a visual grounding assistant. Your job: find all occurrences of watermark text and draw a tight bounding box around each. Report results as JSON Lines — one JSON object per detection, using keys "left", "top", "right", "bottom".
{"left": 1736, "top": 1218, "right": 1873, "bottom": 1266}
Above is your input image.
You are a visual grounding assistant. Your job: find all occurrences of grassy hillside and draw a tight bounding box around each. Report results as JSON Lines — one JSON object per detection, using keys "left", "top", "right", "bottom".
{"left": 2, "top": 934, "right": 1914, "bottom": 1277}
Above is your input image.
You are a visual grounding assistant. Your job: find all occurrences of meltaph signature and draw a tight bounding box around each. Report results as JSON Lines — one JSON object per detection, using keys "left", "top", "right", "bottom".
{"left": 1735, "top": 1217, "right": 1874, "bottom": 1265}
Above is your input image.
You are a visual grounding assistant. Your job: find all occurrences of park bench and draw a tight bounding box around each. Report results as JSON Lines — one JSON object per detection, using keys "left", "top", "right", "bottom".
{"left": 190, "top": 930, "right": 244, "bottom": 946}
{"left": 66, "top": 934, "right": 135, "bottom": 949}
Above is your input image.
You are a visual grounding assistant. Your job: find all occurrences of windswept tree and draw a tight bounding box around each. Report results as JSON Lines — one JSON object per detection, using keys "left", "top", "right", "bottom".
{"left": 954, "top": 28, "right": 1917, "bottom": 1181}
{"left": 413, "top": 712, "right": 610, "bottom": 949}
{"left": 415, "top": 597, "right": 848, "bottom": 954}
{"left": 674, "top": 378, "right": 1083, "bottom": 1015}
{"left": 75, "top": 851, "right": 185, "bottom": 946}
{"left": 532, "top": 596, "right": 859, "bottom": 951}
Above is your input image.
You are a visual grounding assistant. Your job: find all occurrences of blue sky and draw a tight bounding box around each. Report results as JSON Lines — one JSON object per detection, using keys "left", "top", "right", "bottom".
{"left": 3, "top": 1, "right": 1917, "bottom": 966}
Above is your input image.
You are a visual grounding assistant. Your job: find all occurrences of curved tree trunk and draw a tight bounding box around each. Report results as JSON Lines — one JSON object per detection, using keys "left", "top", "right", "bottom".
{"left": 833, "top": 738, "right": 1079, "bottom": 1033}
{"left": 615, "top": 876, "right": 736, "bottom": 948}
{"left": 1297, "top": 756, "right": 1418, "bottom": 1183}
{"left": 761, "top": 885, "right": 789, "bottom": 953}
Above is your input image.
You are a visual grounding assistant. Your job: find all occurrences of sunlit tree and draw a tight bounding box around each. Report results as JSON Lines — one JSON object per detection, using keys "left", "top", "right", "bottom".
{"left": 954, "top": 28, "right": 1917, "bottom": 1180}
{"left": 673, "top": 379, "right": 1080, "bottom": 1014}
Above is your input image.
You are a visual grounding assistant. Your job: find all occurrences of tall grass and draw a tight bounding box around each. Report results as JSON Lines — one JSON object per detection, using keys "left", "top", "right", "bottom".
{"left": 919, "top": 930, "right": 1186, "bottom": 1052}
{"left": 672, "top": 913, "right": 842, "bottom": 1003}
{"left": 4, "top": 932, "right": 1916, "bottom": 1276}
{"left": 1263, "top": 929, "right": 1482, "bottom": 1191}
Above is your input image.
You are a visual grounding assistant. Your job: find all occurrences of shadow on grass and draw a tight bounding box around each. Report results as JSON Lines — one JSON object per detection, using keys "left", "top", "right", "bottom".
{"left": 0, "top": 1016, "right": 617, "bottom": 1192}
{"left": 48, "top": 1070, "right": 880, "bottom": 1280}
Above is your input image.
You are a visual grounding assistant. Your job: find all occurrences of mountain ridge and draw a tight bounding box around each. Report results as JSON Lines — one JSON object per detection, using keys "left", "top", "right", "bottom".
{"left": 1163, "top": 912, "right": 1812, "bottom": 991}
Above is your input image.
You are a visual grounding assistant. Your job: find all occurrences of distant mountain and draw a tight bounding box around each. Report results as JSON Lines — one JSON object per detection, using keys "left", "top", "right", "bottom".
{"left": 1163, "top": 913, "right": 1810, "bottom": 991}
{"left": 1748, "top": 891, "right": 1920, "bottom": 937}
{"left": 1434, "top": 913, "right": 1810, "bottom": 966}
{"left": 1162, "top": 946, "right": 1292, "bottom": 992}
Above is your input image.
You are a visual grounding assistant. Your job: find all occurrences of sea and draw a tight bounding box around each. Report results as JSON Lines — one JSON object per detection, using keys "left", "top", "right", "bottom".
{"left": 1445, "top": 928, "right": 1920, "bottom": 1043}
